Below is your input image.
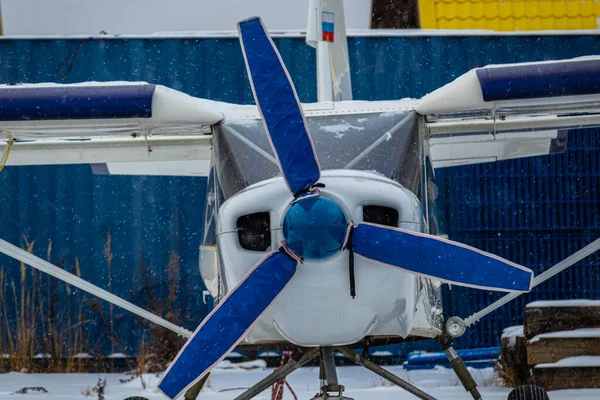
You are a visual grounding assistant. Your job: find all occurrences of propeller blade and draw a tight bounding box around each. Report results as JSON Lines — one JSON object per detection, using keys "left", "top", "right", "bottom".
{"left": 158, "top": 250, "right": 297, "bottom": 399}
{"left": 351, "top": 223, "right": 533, "bottom": 292}
{"left": 238, "top": 17, "right": 320, "bottom": 196}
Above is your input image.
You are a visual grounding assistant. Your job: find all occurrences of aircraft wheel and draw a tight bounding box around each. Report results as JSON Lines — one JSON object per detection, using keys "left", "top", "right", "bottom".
{"left": 507, "top": 384, "right": 549, "bottom": 400}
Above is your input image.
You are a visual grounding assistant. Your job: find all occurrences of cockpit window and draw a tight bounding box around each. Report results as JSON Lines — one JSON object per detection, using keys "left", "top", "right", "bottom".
{"left": 424, "top": 156, "right": 446, "bottom": 236}
{"left": 214, "top": 111, "right": 421, "bottom": 200}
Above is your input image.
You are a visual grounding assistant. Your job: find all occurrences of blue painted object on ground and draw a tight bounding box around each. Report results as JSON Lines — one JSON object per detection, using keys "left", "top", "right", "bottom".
{"left": 404, "top": 347, "right": 500, "bottom": 370}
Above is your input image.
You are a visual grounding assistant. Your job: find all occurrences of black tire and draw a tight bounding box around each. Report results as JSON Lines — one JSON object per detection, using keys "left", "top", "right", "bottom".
{"left": 507, "top": 384, "right": 549, "bottom": 400}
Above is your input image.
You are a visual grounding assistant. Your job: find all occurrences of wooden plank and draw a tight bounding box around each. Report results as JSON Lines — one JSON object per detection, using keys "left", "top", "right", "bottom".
{"left": 533, "top": 367, "right": 600, "bottom": 390}
{"left": 499, "top": 326, "right": 530, "bottom": 385}
{"left": 525, "top": 302, "right": 600, "bottom": 338}
{"left": 527, "top": 336, "right": 600, "bottom": 365}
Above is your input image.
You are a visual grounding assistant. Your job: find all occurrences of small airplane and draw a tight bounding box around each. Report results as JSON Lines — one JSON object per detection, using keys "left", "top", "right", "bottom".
{"left": 1, "top": 1, "right": 600, "bottom": 399}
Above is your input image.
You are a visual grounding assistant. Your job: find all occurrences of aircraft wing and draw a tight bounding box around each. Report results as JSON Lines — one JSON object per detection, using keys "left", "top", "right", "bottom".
{"left": 416, "top": 56, "right": 600, "bottom": 168}
{"left": 0, "top": 82, "right": 229, "bottom": 176}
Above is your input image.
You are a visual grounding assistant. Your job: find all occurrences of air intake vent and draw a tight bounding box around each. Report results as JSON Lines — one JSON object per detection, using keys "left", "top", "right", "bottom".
{"left": 237, "top": 212, "right": 271, "bottom": 251}
{"left": 363, "top": 206, "right": 399, "bottom": 227}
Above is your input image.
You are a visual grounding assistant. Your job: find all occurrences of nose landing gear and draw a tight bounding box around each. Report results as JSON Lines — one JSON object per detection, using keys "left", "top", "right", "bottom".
{"left": 310, "top": 347, "right": 352, "bottom": 400}
{"left": 234, "top": 345, "right": 436, "bottom": 400}
{"left": 231, "top": 341, "right": 547, "bottom": 400}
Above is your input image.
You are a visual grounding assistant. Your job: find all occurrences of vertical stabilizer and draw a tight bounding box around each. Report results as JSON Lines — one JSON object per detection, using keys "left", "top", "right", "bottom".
{"left": 306, "top": 0, "right": 353, "bottom": 102}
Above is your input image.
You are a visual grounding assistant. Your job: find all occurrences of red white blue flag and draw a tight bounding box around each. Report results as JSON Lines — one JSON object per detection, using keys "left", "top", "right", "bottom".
{"left": 322, "top": 12, "right": 334, "bottom": 42}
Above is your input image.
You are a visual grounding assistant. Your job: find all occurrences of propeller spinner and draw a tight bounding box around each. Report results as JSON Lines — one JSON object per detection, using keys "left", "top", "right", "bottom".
{"left": 158, "top": 17, "right": 533, "bottom": 399}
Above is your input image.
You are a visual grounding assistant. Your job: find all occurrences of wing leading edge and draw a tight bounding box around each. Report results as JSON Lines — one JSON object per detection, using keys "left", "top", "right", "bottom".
{"left": 417, "top": 56, "right": 600, "bottom": 168}
{"left": 4, "top": 56, "right": 599, "bottom": 173}
{"left": 0, "top": 82, "right": 226, "bottom": 175}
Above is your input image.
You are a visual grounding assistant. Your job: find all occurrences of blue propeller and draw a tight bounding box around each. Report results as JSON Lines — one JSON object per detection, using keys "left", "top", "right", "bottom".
{"left": 158, "top": 18, "right": 320, "bottom": 398}
{"left": 158, "top": 250, "right": 297, "bottom": 399}
{"left": 158, "top": 17, "right": 533, "bottom": 399}
{"left": 238, "top": 17, "right": 320, "bottom": 196}
{"left": 351, "top": 223, "right": 532, "bottom": 292}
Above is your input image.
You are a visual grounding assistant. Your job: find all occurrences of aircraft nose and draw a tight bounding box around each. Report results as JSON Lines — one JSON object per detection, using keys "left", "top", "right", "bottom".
{"left": 282, "top": 195, "right": 347, "bottom": 260}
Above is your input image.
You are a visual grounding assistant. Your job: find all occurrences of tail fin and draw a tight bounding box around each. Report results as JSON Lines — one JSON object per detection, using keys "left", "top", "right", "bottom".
{"left": 306, "top": 0, "right": 353, "bottom": 102}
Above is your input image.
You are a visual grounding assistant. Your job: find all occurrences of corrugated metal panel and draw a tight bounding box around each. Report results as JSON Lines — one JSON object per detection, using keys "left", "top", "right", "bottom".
{"left": 420, "top": 0, "right": 600, "bottom": 30}
{"left": 0, "top": 35, "right": 598, "bottom": 354}
{"left": 438, "top": 128, "right": 600, "bottom": 349}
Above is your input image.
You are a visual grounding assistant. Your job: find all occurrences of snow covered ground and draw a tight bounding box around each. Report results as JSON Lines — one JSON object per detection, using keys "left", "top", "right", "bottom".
{"left": 1, "top": 365, "right": 600, "bottom": 399}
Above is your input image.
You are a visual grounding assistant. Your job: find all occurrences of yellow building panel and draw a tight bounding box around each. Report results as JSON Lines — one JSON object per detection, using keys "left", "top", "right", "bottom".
{"left": 553, "top": 0, "right": 568, "bottom": 19}
{"left": 497, "top": 2, "right": 512, "bottom": 19}
{"left": 565, "top": 0, "right": 579, "bottom": 17}
{"left": 512, "top": 1, "right": 526, "bottom": 18}
{"left": 419, "top": 0, "right": 600, "bottom": 30}
{"left": 471, "top": 1, "right": 485, "bottom": 18}
{"left": 594, "top": 0, "right": 600, "bottom": 15}
{"left": 473, "top": 17, "right": 488, "bottom": 29}
{"left": 527, "top": 16, "right": 542, "bottom": 30}
{"left": 583, "top": 15, "right": 598, "bottom": 28}
{"left": 580, "top": 0, "right": 592, "bottom": 16}
{"left": 419, "top": 0, "right": 438, "bottom": 28}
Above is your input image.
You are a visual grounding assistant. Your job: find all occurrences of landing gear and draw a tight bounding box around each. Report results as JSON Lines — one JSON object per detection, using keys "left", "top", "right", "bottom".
{"left": 234, "top": 348, "right": 321, "bottom": 400}
{"left": 437, "top": 334, "right": 482, "bottom": 400}
{"left": 182, "top": 374, "right": 211, "bottom": 400}
{"left": 310, "top": 347, "right": 352, "bottom": 400}
{"left": 231, "top": 338, "right": 488, "bottom": 400}
{"left": 235, "top": 345, "right": 438, "bottom": 400}
{"left": 337, "top": 347, "right": 436, "bottom": 400}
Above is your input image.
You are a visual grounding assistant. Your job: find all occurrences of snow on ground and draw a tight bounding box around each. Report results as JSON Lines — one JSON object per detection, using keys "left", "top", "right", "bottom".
{"left": 1, "top": 365, "right": 600, "bottom": 400}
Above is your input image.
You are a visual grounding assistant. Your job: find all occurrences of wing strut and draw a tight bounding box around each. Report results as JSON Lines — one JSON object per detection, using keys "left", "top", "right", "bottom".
{"left": 0, "top": 238, "right": 192, "bottom": 338}
{"left": 461, "top": 236, "right": 600, "bottom": 328}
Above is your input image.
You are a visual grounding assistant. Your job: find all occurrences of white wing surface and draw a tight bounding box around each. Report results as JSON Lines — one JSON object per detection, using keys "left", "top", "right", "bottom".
{"left": 417, "top": 56, "right": 600, "bottom": 168}
{"left": 0, "top": 82, "right": 227, "bottom": 175}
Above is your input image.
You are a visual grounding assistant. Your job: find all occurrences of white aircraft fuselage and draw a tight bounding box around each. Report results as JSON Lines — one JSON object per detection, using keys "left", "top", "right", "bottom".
{"left": 199, "top": 110, "right": 445, "bottom": 347}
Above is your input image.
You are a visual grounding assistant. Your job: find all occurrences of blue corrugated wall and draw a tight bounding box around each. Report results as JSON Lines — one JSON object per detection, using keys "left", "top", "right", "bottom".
{"left": 0, "top": 35, "right": 599, "bottom": 355}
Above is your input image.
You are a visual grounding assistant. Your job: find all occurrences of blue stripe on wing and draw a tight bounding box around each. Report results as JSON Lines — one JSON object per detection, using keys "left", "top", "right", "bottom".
{"left": 352, "top": 223, "right": 532, "bottom": 292}
{"left": 0, "top": 84, "right": 155, "bottom": 121}
{"left": 238, "top": 17, "right": 320, "bottom": 196}
{"left": 476, "top": 59, "right": 600, "bottom": 101}
{"left": 158, "top": 250, "right": 297, "bottom": 400}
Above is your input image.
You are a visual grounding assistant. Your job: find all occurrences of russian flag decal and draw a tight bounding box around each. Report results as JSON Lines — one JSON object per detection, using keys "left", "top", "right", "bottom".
{"left": 322, "top": 12, "right": 334, "bottom": 42}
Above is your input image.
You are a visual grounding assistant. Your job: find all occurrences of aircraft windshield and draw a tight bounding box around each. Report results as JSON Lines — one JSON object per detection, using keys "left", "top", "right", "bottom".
{"left": 214, "top": 111, "right": 421, "bottom": 200}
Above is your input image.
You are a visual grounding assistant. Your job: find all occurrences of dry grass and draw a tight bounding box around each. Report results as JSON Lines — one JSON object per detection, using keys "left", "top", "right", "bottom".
{"left": 496, "top": 358, "right": 520, "bottom": 388}
{"left": 89, "top": 246, "right": 188, "bottom": 374}
{"left": 132, "top": 251, "right": 187, "bottom": 373}
{"left": 1, "top": 231, "right": 188, "bottom": 374}
{"left": 103, "top": 231, "right": 115, "bottom": 372}
{"left": 0, "top": 235, "right": 90, "bottom": 372}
